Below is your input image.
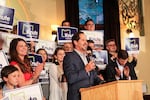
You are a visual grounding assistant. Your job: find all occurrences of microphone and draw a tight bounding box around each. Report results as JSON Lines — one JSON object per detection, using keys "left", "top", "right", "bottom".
{"left": 88, "top": 54, "right": 96, "bottom": 62}
{"left": 87, "top": 54, "right": 97, "bottom": 71}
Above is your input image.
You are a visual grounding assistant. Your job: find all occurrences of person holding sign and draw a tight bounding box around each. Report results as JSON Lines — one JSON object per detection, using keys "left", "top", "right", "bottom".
{"left": 84, "top": 19, "right": 95, "bottom": 31}
{"left": 61, "top": 20, "right": 74, "bottom": 52}
{"left": 61, "top": 20, "right": 71, "bottom": 27}
{"left": 36, "top": 48, "right": 50, "bottom": 100}
{"left": 0, "top": 65, "right": 19, "bottom": 99}
{"left": 84, "top": 19, "right": 102, "bottom": 50}
{"left": 9, "top": 38, "right": 44, "bottom": 87}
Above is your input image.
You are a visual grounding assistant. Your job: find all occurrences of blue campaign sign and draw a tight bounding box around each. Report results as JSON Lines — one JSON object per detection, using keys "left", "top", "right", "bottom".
{"left": 28, "top": 53, "right": 43, "bottom": 67}
{"left": 18, "top": 21, "right": 40, "bottom": 39}
{"left": 57, "top": 27, "right": 78, "bottom": 44}
{"left": 0, "top": 6, "right": 15, "bottom": 30}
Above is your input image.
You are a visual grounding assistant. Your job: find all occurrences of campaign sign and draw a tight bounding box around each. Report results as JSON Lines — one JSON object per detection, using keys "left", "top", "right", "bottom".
{"left": 28, "top": 53, "right": 43, "bottom": 67}
{"left": 0, "top": 50, "right": 9, "bottom": 81}
{"left": 3, "top": 83, "right": 43, "bottom": 100}
{"left": 0, "top": 5, "right": 15, "bottom": 30}
{"left": 125, "top": 38, "right": 139, "bottom": 54}
{"left": 18, "top": 21, "right": 40, "bottom": 39}
{"left": 0, "top": 50, "right": 9, "bottom": 68}
{"left": 93, "top": 50, "right": 108, "bottom": 70}
{"left": 35, "top": 39, "right": 56, "bottom": 56}
{"left": 82, "top": 30, "right": 104, "bottom": 48}
{"left": 57, "top": 27, "right": 78, "bottom": 45}
{"left": 0, "top": 32, "right": 25, "bottom": 53}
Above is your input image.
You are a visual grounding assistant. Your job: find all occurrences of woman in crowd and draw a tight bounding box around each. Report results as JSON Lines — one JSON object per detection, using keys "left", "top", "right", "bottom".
{"left": 36, "top": 48, "right": 49, "bottom": 69}
{"left": 36, "top": 48, "right": 50, "bottom": 100}
{"left": 49, "top": 47, "right": 67, "bottom": 100}
{"left": 9, "top": 38, "right": 44, "bottom": 87}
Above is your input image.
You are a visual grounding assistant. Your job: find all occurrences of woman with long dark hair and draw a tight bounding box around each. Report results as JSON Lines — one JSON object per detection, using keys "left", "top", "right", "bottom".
{"left": 9, "top": 38, "right": 44, "bottom": 87}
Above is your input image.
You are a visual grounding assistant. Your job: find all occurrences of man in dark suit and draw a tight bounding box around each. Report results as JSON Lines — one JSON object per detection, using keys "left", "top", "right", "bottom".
{"left": 63, "top": 32, "right": 102, "bottom": 100}
{"left": 105, "top": 50, "right": 137, "bottom": 82}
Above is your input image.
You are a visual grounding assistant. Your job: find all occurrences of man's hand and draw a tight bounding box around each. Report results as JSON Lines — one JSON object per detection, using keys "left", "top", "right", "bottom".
{"left": 123, "top": 66, "right": 130, "bottom": 78}
{"left": 98, "top": 74, "right": 104, "bottom": 80}
{"left": 85, "top": 60, "right": 95, "bottom": 72}
{"left": 115, "top": 67, "right": 121, "bottom": 77}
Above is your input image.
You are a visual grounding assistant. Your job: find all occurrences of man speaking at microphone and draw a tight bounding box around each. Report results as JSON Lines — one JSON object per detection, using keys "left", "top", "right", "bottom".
{"left": 63, "top": 32, "right": 103, "bottom": 100}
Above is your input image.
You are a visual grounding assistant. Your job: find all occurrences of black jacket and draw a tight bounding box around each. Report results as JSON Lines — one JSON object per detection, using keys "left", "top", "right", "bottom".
{"left": 105, "top": 60, "right": 137, "bottom": 82}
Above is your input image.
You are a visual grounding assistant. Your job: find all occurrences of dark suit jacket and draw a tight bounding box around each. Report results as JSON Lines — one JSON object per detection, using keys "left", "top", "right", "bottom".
{"left": 105, "top": 60, "right": 137, "bottom": 82}
{"left": 63, "top": 50, "right": 101, "bottom": 100}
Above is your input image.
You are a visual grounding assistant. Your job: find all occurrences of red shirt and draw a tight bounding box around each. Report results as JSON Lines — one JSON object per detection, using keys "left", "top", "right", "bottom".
{"left": 10, "top": 61, "right": 33, "bottom": 81}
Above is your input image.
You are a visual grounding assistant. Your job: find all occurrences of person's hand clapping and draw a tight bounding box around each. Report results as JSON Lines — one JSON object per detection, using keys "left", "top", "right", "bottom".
{"left": 115, "top": 67, "right": 121, "bottom": 77}
{"left": 123, "top": 66, "right": 130, "bottom": 78}
{"left": 33, "top": 62, "right": 44, "bottom": 78}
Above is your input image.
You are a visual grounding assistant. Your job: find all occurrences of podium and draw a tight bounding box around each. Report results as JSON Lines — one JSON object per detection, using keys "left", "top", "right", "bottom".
{"left": 80, "top": 80, "right": 143, "bottom": 100}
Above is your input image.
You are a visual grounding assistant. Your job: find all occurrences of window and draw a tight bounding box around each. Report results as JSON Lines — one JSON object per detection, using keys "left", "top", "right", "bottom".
{"left": 79, "top": 0, "right": 104, "bottom": 27}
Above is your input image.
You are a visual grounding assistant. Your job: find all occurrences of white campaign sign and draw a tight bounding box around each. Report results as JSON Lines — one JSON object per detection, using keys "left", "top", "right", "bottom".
{"left": 3, "top": 83, "right": 43, "bottom": 100}
{"left": 81, "top": 30, "right": 104, "bottom": 48}
{"left": 35, "top": 39, "right": 56, "bottom": 55}
{"left": 0, "top": 32, "right": 25, "bottom": 53}
{"left": 0, "top": 50, "right": 9, "bottom": 68}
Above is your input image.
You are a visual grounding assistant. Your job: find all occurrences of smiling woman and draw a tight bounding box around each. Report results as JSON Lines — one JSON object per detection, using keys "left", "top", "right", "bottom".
{"left": 9, "top": 38, "right": 44, "bottom": 87}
